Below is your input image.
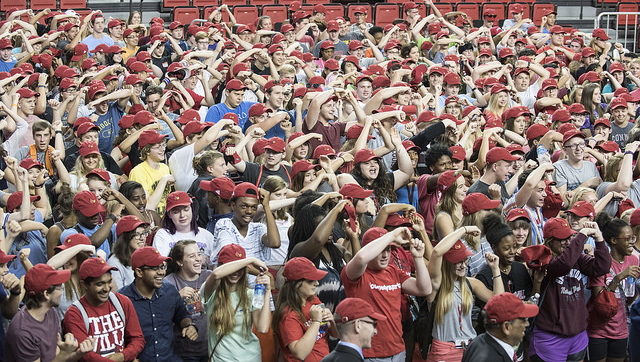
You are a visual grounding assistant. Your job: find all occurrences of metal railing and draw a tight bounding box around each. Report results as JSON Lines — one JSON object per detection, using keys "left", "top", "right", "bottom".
{"left": 595, "top": 12, "right": 640, "bottom": 52}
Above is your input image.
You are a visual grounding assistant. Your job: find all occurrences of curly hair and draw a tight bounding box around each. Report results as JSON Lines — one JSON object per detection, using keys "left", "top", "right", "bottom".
{"left": 351, "top": 158, "right": 397, "bottom": 204}
{"left": 424, "top": 143, "right": 453, "bottom": 172}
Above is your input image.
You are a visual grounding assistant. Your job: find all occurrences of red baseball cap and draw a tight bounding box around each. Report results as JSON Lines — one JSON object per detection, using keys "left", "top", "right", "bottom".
{"left": 87, "top": 168, "right": 110, "bottom": 183}
{"left": 282, "top": 257, "right": 328, "bottom": 281}
{"left": 200, "top": 177, "right": 235, "bottom": 200}
{"left": 611, "top": 97, "right": 628, "bottom": 110}
{"left": 444, "top": 73, "right": 461, "bottom": 85}
{"left": 594, "top": 117, "right": 611, "bottom": 129}
{"left": 226, "top": 79, "right": 247, "bottom": 91}
{"left": 443, "top": 240, "right": 473, "bottom": 264}
{"left": 79, "top": 257, "right": 118, "bottom": 280}
{"left": 73, "top": 190, "right": 106, "bottom": 217}
{"left": 218, "top": 244, "right": 246, "bottom": 265}
{"left": 385, "top": 213, "right": 413, "bottom": 227}
{"left": 505, "top": 208, "right": 531, "bottom": 222}
{"left": 166, "top": 191, "right": 192, "bottom": 212}
{"left": 562, "top": 129, "right": 585, "bottom": 145}
{"left": 138, "top": 130, "right": 168, "bottom": 149}
{"left": 79, "top": 141, "right": 100, "bottom": 157}
{"left": 19, "top": 158, "right": 43, "bottom": 171}
{"left": 264, "top": 137, "right": 286, "bottom": 153}
{"left": 291, "top": 160, "right": 321, "bottom": 178}
{"left": 6, "top": 192, "right": 40, "bottom": 212}
{"left": 449, "top": 145, "right": 466, "bottom": 161}
{"left": 0, "top": 250, "right": 16, "bottom": 264}
{"left": 354, "top": 149, "right": 379, "bottom": 164}
{"left": 362, "top": 227, "right": 388, "bottom": 247}
{"left": 71, "top": 43, "right": 88, "bottom": 62}
{"left": 543, "top": 217, "right": 575, "bottom": 239}
{"left": 486, "top": 147, "right": 519, "bottom": 164}
{"left": 232, "top": 182, "right": 259, "bottom": 199}
{"left": 462, "top": 193, "right": 501, "bottom": 216}
{"left": 335, "top": 297, "right": 387, "bottom": 323}
{"left": 77, "top": 122, "right": 101, "bottom": 138}
{"left": 541, "top": 78, "right": 558, "bottom": 91}
{"left": 346, "top": 124, "right": 374, "bottom": 141}
{"left": 521, "top": 244, "right": 552, "bottom": 270}
{"left": 131, "top": 246, "right": 171, "bottom": 270}
{"left": 313, "top": 145, "right": 336, "bottom": 159}
{"left": 552, "top": 109, "right": 572, "bottom": 123}
{"left": 567, "top": 200, "right": 595, "bottom": 218}
{"left": 249, "top": 103, "right": 270, "bottom": 118}
{"left": 567, "top": 103, "right": 588, "bottom": 114}
{"left": 595, "top": 141, "right": 620, "bottom": 153}
{"left": 485, "top": 292, "right": 538, "bottom": 324}
{"left": 437, "top": 170, "right": 462, "bottom": 193}
{"left": 402, "top": 140, "right": 421, "bottom": 153}
{"left": 25, "top": 264, "right": 71, "bottom": 294}
{"left": 526, "top": 124, "right": 549, "bottom": 141}
{"left": 630, "top": 208, "right": 640, "bottom": 227}
{"left": 182, "top": 121, "right": 208, "bottom": 138}
{"left": 339, "top": 183, "right": 373, "bottom": 200}
{"left": 16, "top": 88, "right": 39, "bottom": 99}
{"left": 592, "top": 28, "right": 610, "bottom": 40}
{"left": 116, "top": 215, "right": 149, "bottom": 237}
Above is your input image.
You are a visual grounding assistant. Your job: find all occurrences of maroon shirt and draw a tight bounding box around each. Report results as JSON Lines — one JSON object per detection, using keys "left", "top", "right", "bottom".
{"left": 302, "top": 119, "right": 347, "bottom": 153}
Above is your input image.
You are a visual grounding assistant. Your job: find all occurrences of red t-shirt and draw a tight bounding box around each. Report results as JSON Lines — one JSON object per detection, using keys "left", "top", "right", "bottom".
{"left": 587, "top": 254, "right": 639, "bottom": 339}
{"left": 341, "top": 265, "right": 410, "bottom": 358}
{"left": 277, "top": 296, "right": 329, "bottom": 362}
{"left": 63, "top": 293, "right": 145, "bottom": 362}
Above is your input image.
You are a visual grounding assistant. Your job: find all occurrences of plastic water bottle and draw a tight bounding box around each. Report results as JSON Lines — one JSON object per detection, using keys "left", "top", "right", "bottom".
{"left": 317, "top": 303, "right": 328, "bottom": 335}
{"left": 625, "top": 277, "right": 636, "bottom": 297}
{"left": 537, "top": 145, "right": 551, "bottom": 165}
{"left": 252, "top": 284, "right": 265, "bottom": 309}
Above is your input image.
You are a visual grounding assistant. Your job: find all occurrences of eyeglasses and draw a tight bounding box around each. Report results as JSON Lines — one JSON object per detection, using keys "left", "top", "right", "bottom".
{"left": 457, "top": 257, "right": 471, "bottom": 265}
{"left": 387, "top": 50, "right": 400, "bottom": 55}
{"left": 126, "top": 35, "right": 139, "bottom": 39}
{"left": 151, "top": 142, "right": 167, "bottom": 150}
{"left": 564, "top": 142, "right": 586, "bottom": 150}
{"left": 485, "top": 15, "right": 497, "bottom": 19}
{"left": 141, "top": 264, "right": 167, "bottom": 272}
{"left": 359, "top": 319, "right": 377, "bottom": 328}
{"left": 614, "top": 236, "right": 637, "bottom": 243}
{"left": 133, "top": 231, "right": 150, "bottom": 239}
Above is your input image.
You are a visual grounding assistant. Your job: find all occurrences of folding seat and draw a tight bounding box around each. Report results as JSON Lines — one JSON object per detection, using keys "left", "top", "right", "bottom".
{"left": 1, "top": 0, "right": 27, "bottom": 10}
{"left": 251, "top": 0, "right": 276, "bottom": 7}
{"left": 173, "top": 6, "right": 200, "bottom": 24}
{"left": 375, "top": 3, "right": 400, "bottom": 27}
{"left": 262, "top": 4, "right": 288, "bottom": 23}
{"left": 59, "top": 0, "right": 87, "bottom": 9}
{"left": 432, "top": 2, "right": 453, "bottom": 15}
{"left": 482, "top": 3, "right": 506, "bottom": 22}
{"left": 324, "top": 4, "right": 345, "bottom": 21}
{"left": 201, "top": 6, "right": 231, "bottom": 22}
{"left": 456, "top": 3, "right": 479, "bottom": 27}
{"left": 234, "top": 5, "right": 259, "bottom": 25}
{"left": 507, "top": 2, "right": 530, "bottom": 19}
{"left": 531, "top": 3, "right": 555, "bottom": 24}
{"left": 30, "top": 0, "right": 57, "bottom": 10}
{"left": 617, "top": 3, "right": 638, "bottom": 26}
{"left": 163, "top": 0, "right": 188, "bottom": 8}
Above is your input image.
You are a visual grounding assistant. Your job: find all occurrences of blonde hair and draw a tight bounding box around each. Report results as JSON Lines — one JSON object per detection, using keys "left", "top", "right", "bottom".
{"left": 486, "top": 92, "right": 508, "bottom": 120}
{"left": 603, "top": 153, "right": 624, "bottom": 182}
{"left": 262, "top": 175, "right": 288, "bottom": 220}
{"left": 460, "top": 211, "right": 484, "bottom": 252}
{"left": 435, "top": 260, "right": 473, "bottom": 325}
{"left": 210, "top": 269, "right": 252, "bottom": 338}
{"left": 70, "top": 154, "right": 106, "bottom": 179}
{"left": 569, "top": 187, "right": 597, "bottom": 209}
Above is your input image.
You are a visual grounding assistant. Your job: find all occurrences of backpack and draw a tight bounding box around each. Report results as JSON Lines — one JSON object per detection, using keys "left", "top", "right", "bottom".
{"left": 414, "top": 289, "right": 440, "bottom": 359}
{"left": 72, "top": 292, "right": 126, "bottom": 332}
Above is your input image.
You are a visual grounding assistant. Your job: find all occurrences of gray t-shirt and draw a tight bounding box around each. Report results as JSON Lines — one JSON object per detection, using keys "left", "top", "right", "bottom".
{"left": 595, "top": 179, "right": 640, "bottom": 215}
{"left": 553, "top": 159, "right": 601, "bottom": 191}
{"left": 467, "top": 179, "right": 510, "bottom": 205}
{"left": 611, "top": 121, "right": 634, "bottom": 149}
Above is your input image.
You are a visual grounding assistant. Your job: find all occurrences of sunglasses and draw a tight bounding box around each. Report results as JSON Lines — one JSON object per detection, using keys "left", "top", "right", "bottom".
{"left": 485, "top": 15, "right": 497, "bottom": 19}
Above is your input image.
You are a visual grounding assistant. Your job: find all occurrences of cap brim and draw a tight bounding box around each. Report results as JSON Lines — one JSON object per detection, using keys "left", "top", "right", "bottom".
{"left": 79, "top": 203, "right": 107, "bottom": 217}
{"left": 370, "top": 311, "right": 388, "bottom": 321}
{"left": 308, "top": 269, "right": 328, "bottom": 280}
{"left": 518, "top": 303, "right": 539, "bottom": 318}
{"left": 0, "top": 254, "right": 17, "bottom": 263}
{"left": 52, "top": 269, "right": 72, "bottom": 285}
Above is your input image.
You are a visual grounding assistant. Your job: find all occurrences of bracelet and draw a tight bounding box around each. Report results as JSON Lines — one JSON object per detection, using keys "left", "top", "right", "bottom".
{"left": 108, "top": 214, "right": 117, "bottom": 223}
{"left": 34, "top": 183, "right": 44, "bottom": 188}
{"left": 625, "top": 151, "right": 634, "bottom": 155}
{"left": 38, "top": 85, "right": 46, "bottom": 88}
{"left": 55, "top": 130, "right": 62, "bottom": 134}
{"left": 493, "top": 275, "right": 501, "bottom": 279}
{"left": 528, "top": 62, "right": 531, "bottom": 68}
{"left": 10, "top": 104, "right": 17, "bottom": 107}
{"left": 471, "top": 87, "right": 477, "bottom": 92}
{"left": 186, "top": 322, "right": 198, "bottom": 331}
{"left": 9, "top": 289, "right": 20, "bottom": 296}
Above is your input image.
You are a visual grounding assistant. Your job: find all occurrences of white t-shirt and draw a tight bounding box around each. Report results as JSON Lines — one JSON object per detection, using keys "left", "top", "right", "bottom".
{"left": 168, "top": 143, "right": 197, "bottom": 192}
{"left": 153, "top": 227, "right": 215, "bottom": 268}
{"left": 517, "top": 81, "right": 540, "bottom": 112}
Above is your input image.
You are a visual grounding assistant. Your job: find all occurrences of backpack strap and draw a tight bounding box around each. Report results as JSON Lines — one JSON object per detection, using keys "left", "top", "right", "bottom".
{"left": 74, "top": 225, "right": 85, "bottom": 234}
{"left": 72, "top": 300, "right": 90, "bottom": 332}
{"left": 109, "top": 292, "right": 126, "bottom": 326}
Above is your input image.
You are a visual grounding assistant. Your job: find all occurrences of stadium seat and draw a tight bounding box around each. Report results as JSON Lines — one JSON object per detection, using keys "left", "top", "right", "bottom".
{"left": 304, "top": 0, "right": 326, "bottom": 5}
{"left": 59, "top": 0, "right": 86, "bottom": 9}
{"left": 277, "top": 0, "right": 298, "bottom": 5}
{"left": 202, "top": 6, "right": 231, "bottom": 22}
{"left": 262, "top": 5, "right": 288, "bottom": 23}
{"left": 482, "top": 3, "right": 506, "bottom": 22}
{"left": 348, "top": 3, "right": 373, "bottom": 23}
{"left": 233, "top": 5, "right": 259, "bottom": 25}
{"left": 300, "top": 4, "right": 314, "bottom": 16}
{"left": 173, "top": 6, "right": 200, "bottom": 24}
{"left": 456, "top": 3, "right": 480, "bottom": 26}
{"left": 507, "top": 2, "right": 530, "bottom": 19}
{"left": 251, "top": 0, "right": 276, "bottom": 6}
{"left": 432, "top": 2, "right": 454, "bottom": 15}
{"left": 618, "top": 3, "right": 638, "bottom": 26}
{"left": 388, "top": 0, "right": 411, "bottom": 3}
{"left": 164, "top": 0, "right": 189, "bottom": 8}
{"left": 324, "top": 4, "right": 345, "bottom": 21}
{"left": 375, "top": 3, "right": 401, "bottom": 27}
{"left": 30, "top": 0, "right": 57, "bottom": 10}
{"left": 531, "top": 3, "right": 555, "bottom": 24}
{"left": 403, "top": 3, "right": 427, "bottom": 18}
{"left": 0, "top": 0, "right": 26, "bottom": 11}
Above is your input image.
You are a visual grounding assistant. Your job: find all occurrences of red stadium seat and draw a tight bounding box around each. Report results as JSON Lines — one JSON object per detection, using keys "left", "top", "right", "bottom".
{"left": 375, "top": 3, "right": 401, "bottom": 27}
{"left": 304, "top": 0, "right": 325, "bottom": 5}
{"left": 30, "top": 0, "right": 57, "bottom": 10}
{"left": 482, "top": 3, "right": 506, "bottom": 22}
{"left": 531, "top": 3, "right": 555, "bottom": 24}
{"left": 233, "top": 5, "right": 259, "bottom": 25}
{"left": 348, "top": 3, "right": 373, "bottom": 24}
{"left": 618, "top": 3, "right": 638, "bottom": 26}
{"left": 0, "top": 0, "right": 26, "bottom": 11}
{"left": 507, "top": 3, "right": 530, "bottom": 19}
{"left": 164, "top": 0, "right": 188, "bottom": 8}
{"left": 262, "top": 5, "right": 288, "bottom": 24}
{"left": 389, "top": 0, "right": 411, "bottom": 3}
{"left": 324, "top": 4, "right": 345, "bottom": 21}
{"left": 432, "top": 2, "right": 453, "bottom": 15}
{"left": 59, "top": 0, "right": 86, "bottom": 9}
{"left": 278, "top": 0, "right": 298, "bottom": 5}
{"left": 251, "top": 0, "right": 276, "bottom": 6}
{"left": 456, "top": 3, "right": 480, "bottom": 27}
{"left": 173, "top": 7, "right": 200, "bottom": 24}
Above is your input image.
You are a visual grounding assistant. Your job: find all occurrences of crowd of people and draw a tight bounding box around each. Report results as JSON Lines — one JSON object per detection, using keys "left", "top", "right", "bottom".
{"left": 1, "top": 1, "right": 640, "bottom": 361}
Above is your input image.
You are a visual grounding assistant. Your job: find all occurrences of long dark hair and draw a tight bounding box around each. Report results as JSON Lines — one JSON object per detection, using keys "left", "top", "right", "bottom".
{"left": 351, "top": 158, "right": 397, "bottom": 204}
{"left": 112, "top": 230, "right": 137, "bottom": 268}
{"left": 161, "top": 203, "right": 199, "bottom": 235}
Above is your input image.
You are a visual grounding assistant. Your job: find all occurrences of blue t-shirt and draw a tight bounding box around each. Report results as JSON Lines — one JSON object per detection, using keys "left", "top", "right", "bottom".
{"left": 0, "top": 56, "right": 17, "bottom": 72}
{"left": 60, "top": 223, "right": 115, "bottom": 256}
{"left": 6, "top": 211, "right": 47, "bottom": 279}
{"left": 92, "top": 101, "right": 123, "bottom": 154}
{"left": 204, "top": 101, "right": 256, "bottom": 130}
{"left": 241, "top": 109, "right": 297, "bottom": 140}
{"left": 81, "top": 34, "right": 114, "bottom": 54}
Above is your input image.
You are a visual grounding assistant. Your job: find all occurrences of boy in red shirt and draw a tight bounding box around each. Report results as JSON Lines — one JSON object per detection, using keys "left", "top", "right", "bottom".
{"left": 341, "top": 227, "right": 432, "bottom": 361}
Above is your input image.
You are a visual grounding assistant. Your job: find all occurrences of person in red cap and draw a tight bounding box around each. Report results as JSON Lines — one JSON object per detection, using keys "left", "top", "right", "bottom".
{"left": 106, "top": 214, "right": 150, "bottom": 289}
{"left": 461, "top": 293, "right": 538, "bottom": 362}
{"left": 502, "top": 3, "right": 534, "bottom": 33}
{"left": 120, "top": 246, "right": 198, "bottom": 361}
{"left": 0, "top": 37, "right": 16, "bottom": 72}
{"left": 312, "top": 21, "right": 349, "bottom": 58}
{"left": 610, "top": 97, "right": 634, "bottom": 149}
{"left": 63, "top": 256, "right": 146, "bottom": 361}
{"left": 12, "top": 118, "right": 67, "bottom": 181}
{"left": 128, "top": 129, "right": 174, "bottom": 214}
{"left": 233, "top": 136, "right": 294, "bottom": 187}
{"left": 468, "top": 147, "right": 519, "bottom": 204}
{"left": 341, "top": 226, "right": 430, "bottom": 361}
{"left": 323, "top": 297, "right": 387, "bottom": 362}
{"left": 426, "top": 225, "right": 503, "bottom": 361}
{"left": 211, "top": 182, "right": 280, "bottom": 269}
{"left": 197, "top": 244, "right": 271, "bottom": 361}
{"left": 80, "top": 11, "right": 115, "bottom": 53}
{"left": 513, "top": 58, "right": 551, "bottom": 111}
{"left": 5, "top": 263, "right": 94, "bottom": 361}
{"left": 530, "top": 219, "right": 609, "bottom": 362}
{"left": 14, "top": 87, "right": 47, "bottom": 149}
{"left": 553, "top": 129, "right": 601, "bottom": 204}
{"left": 204, "top": 78, "right": 256, "bottom": 128}
{"left": 273, "top": 256, "right": 335, "bottom": 362}
{"left": 63, "top": 119, "right": 124, "bottom": 178}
